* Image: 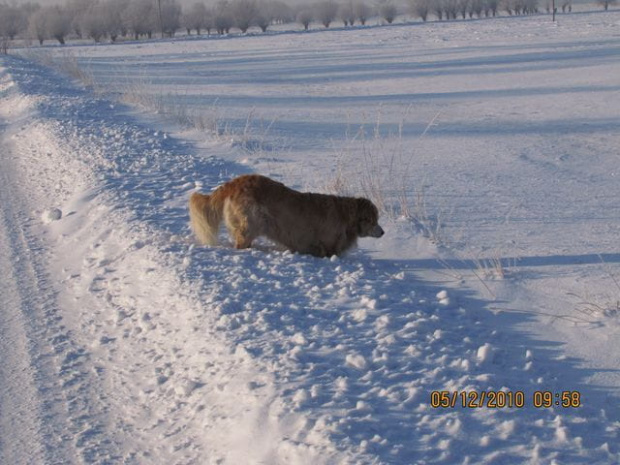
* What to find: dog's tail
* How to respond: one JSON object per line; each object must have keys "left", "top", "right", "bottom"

{"left": 189, "top": 191, "right": 224, "bottom": 246}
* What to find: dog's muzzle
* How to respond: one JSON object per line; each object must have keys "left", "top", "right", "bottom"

{"left": 369, "top": 225, "right": 385, "bottom": 238}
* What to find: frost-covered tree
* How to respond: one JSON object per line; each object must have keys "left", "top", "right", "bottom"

{"left": 434, "top": 0, "right": 453, "bottom": 19}
{"left": 183, "top": 2, "right": 211, "bottom": 35}
{"left": 340, "top": 0, "right": 372, "bottom": 26}
{"left": 29, "top": 8, "right": 48, "bottom": 45}
{"left": 214, "top": 0, "right": 234, "bottom": 34}
{"left": 267, "top": 1, "right": 294, "bottom": 24}
{"left": 66, "top": 0, "right": 91, "bottom": 39}
{"left": 124, "top": 0, "right": 158, "bottom": 39}
{"left": 486, "top": 0, "right": 500, "bottom": 15}
{"left": 458, "top": 0, "right": 469, "bottom": 18}
{"left": 470, "top": 0, "right": 483, "bottom": 17}
{"left": 354, "top": 2, "right": 372, "bottom": 24}
{"left": 296, "top": 8, "right": 313, "bottom": 29}
{"left": 0, "top": 4, "right": 28, "bottom": 40}
{"left": 340, "top": 1, "right": 356, "bottom": 26}
{"left": 432, "top": 0, "right": 445, "bottom": 19}
{"left": 254, "top": 12, "right": 270, "bottom": 32}
{"left": 254, "top": 2, "right": 277, "bottom": 32}
{"left": 20, "top": 1, "right": 40, "bottom": 18}
{"left": 161, "top": 0, "right": 181, "bottom": 36}
{"left": 315, "top": 0, "right": 339, "bottom": 27}
{"left": 505, "top": 0, "right": 540, "bottom": 15}
{"left": 410, "top": 0, "right": 430, "bottom": 21}
{"left": 231, "top": 0, "right": 258, "bottom": 33}
{"left": 76, "top": 0, "right": 124, "bottom": 43}
{"left": 81, "top": 3, "right": 108, "bottom": 42}
{"left": 378, "top": 0, "right": 398, "bottom": 23}
{"left": 103, "top": 0, "right": 127, "bottom": 41}
{"left": 47, "top": 6, "right": 73, "bottom": 44}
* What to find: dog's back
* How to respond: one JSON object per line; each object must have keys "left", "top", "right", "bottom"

{"left": 223, "top": 175, "right": 361, "bottom": 256}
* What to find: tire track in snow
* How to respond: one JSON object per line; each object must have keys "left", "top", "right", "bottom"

{"left": 1, "top": 61, "right": 118, "bottom": 464}
{"left": 0, "top": 126, "right": 47, "bottom": 465}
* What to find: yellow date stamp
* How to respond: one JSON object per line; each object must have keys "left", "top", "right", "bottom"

{"left": 430, "top": 390, "right": 582, "bottom": 409}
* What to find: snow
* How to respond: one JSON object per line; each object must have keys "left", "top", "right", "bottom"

{"left": 1, "top": 9, "right": 620, "bottom": 465}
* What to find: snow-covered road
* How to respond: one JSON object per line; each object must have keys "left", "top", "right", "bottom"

{"left": 0, "top": 125, "right": 47, "bottom": 465}
{"left": 0, "top": 61, "right": 119, "bottom": 464}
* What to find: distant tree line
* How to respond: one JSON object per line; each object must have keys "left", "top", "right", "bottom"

{"left": 0, "top": 0, "right": 618, "bottom": 47}
{"left": 409, "top": 0, "right": 581, "bottom": 21}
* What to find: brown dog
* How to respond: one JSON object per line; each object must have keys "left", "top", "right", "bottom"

{"left": 189, "top": 174, "right": 384, "bottom": 257}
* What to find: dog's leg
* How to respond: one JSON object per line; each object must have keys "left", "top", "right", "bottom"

{"left": 224, "top": 200, "right": 254, "bottom": 249}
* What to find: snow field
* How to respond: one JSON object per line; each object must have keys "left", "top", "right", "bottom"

{"left": 2, "top": 10, "right": 620, "bottom": 465}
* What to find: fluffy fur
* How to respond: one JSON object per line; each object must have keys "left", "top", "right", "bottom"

{"left": 189, "top": 174, "right": 384, "bottom": 257}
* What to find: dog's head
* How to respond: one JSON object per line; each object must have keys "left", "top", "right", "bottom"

{"left": 356, "top": 198, "right": 384, "bottom": 238}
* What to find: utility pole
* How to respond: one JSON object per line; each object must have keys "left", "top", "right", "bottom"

{"left": 552, "top": 0, "right": 557, "bottom": 21}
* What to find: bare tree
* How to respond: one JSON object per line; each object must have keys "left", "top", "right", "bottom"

{"left": 315, "top": 0, "right": 339, "bottom": 27}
